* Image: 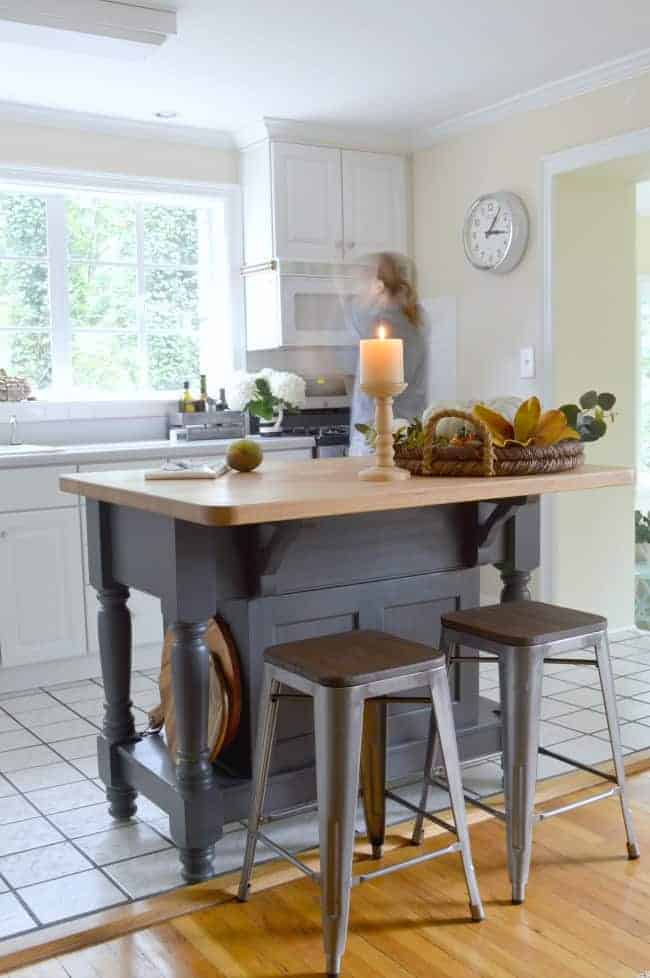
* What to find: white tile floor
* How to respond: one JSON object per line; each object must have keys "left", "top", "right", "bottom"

{"left": 0, "top": 634, "right": 648, "bottom": 941}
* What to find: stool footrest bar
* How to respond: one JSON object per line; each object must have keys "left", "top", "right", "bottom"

{"left": 534, "top": 786, "right": 620, "bottom": 823}
{"left": 253, "top": 830, "right": 320, "bottom": 882}
{"left": 352, "top": 842, "right": 462, "bottom": 885}
{"left": 542, "top": 658, "right": 598, "bottom": 667}
{"left": 428, "top": 775, "right": 508, "bottom": 823}
{"left": 259, "top": 801, "right": 319, "bottom": 824}
{"left": 538, "top": 746, "right": 618, "bottom": 782}
{"left": 448, "top": 656, "right": 499, "bottom": 664}
{"left": 384, "top": 789, "right": 457, "bottom": 835}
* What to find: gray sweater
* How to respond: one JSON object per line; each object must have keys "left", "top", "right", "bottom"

{"left": 346, "top": 299, "right": 428, "bottom": 457}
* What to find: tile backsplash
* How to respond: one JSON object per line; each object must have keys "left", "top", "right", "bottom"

{"left": 0, "top": 400, "right": 177, "bottom": 446}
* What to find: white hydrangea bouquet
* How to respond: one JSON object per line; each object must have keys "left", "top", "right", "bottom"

{"left": 226, "top": 368, "right": 306, "bottom": 432}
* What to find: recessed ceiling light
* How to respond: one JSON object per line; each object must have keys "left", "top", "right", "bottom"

{"left": 155, "top": 110, "right": 178, "bottom": 119}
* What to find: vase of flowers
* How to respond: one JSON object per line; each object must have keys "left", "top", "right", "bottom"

{"left": 225, "top": 368, "right": 306, "bottom": 434}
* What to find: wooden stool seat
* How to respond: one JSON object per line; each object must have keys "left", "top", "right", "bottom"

{"left": 441, "top": 600, "right": 606, "bottom": 648}
{"left": 264, "top": 629, "right": 444, "bottom": 687}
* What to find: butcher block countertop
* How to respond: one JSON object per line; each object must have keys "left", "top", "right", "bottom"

{"left": 59, "top": 457, "right": 634, "bottom": 528}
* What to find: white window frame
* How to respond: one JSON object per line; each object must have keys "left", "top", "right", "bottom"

{"left": 0, "top": 164, "right": 244, "bottom": 399}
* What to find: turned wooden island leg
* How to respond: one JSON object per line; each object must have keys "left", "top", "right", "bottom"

{"left": 97, "top": 584, "right": 138, "bottom": 820}
{"left": 170, "top": 620, "right": 218, "bottom": 883}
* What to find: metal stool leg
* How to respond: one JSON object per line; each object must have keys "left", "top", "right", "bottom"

{"left": 499, "top": 647, "right": 544, "bottom": 904}
{"left": 237, "top": 666, "right": 282, "bottom": 902}
{"left": 360, "top": 698, "right": 387, "bottom": 859}
{"left": 595, "top": 633, "right": 640, "bottom": 860}
{"left": 430, "top": 666, "right": 484, "bottom": 921}
{"left": 412, "top": 633, "right": 452, "bottom": 846}
{"left": 314, "top": 685, "right": 364, "bottom": 978}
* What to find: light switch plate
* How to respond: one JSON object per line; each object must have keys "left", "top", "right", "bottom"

{"left": 520, "top": 346, "right": 535, "bottom": 379}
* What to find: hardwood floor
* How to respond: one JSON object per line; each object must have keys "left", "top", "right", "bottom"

{"left": 8, "top": 771, "right": 650, "bottom": 978}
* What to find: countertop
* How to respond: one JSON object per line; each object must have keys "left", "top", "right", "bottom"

{"left": 60, "top": 457, "right": 634, "bottom": 528}
{"left": 0, "top": 435, "right": 314, "bottom": 470}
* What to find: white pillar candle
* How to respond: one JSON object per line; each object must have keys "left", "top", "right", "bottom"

{"left": 359, "top": 324, "right": 404, "bottom": 386}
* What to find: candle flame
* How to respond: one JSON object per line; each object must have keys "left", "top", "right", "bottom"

{"left": 376, "top": 324, "right": 387, "bottom": 340}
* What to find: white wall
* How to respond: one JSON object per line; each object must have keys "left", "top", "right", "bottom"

{"left": 413, "top": 71, "right": 650, "bottom": 402}
{"left": 412, "top": 72, "right": 650, "bottom": 625}
{"left": 0, "top": 118, "right": 238, "bottom": 184}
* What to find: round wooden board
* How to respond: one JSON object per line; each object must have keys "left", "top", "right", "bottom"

{"left": 209, "top": 616, "right": 242, "bottom": 748}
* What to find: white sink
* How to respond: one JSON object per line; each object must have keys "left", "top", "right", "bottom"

{"left": 0, "top": 444, "right": 65, "bottom": 455}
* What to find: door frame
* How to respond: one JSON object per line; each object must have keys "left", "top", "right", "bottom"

{"left": 539, "top": 124, "right": 650, "bottom": 606}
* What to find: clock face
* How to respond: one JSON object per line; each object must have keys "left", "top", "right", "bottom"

{"left": 463, "top": 192, "right": 529, "bottom": 273}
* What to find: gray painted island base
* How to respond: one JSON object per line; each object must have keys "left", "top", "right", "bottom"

{"left": 86, "top": 495, "right": 539, "bottom": 882}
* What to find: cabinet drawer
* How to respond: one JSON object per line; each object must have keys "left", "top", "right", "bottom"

{"left": 78, "top": 458, "right": 166, "bottom": 474}
{"left": 0, "top": 466, "right": 77, "bottom": 513}
{"left": 78, "top": 459, "right": 165, "bottom": 505}
{"left": 269, "top": 448, "right": 313, "bottom": 461}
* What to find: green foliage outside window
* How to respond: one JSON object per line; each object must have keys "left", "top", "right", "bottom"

{"left": 0, "top": 190, "right": 214, "bottom": 393}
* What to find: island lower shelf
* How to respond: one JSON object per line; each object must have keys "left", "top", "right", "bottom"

{"left": 111, "top": 695, "right": 501, "bottom": 827}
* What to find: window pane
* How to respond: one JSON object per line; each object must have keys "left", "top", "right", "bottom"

{"left": 145, "top": 268, "right": 200, "bottom": 331}
{"left": 143, "top": 204, "right": 200, "bottom": 265}
{"left": 68, "top": 264, "right": 136, "bottom": 329}
{"left": 72, "top": 333, "right": 140, "bottom": 391}
{"left": 147, "top": 333, "right": 199, "bottom": 391}
{"left": 66, "top": 195, "right": 136, "bottom": 262}
{"left": 0, "top": 193, "right": 48, "bottom": 258}
{"left": 0, "top": 261, "right": 50, "bottom": 329}
{"left": 0, "top": 331, "right": 52, "bottom": 389}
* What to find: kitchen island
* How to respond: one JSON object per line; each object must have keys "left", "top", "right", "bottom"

{"left": 60, "top": 457, "right": 632, "bottom": 882}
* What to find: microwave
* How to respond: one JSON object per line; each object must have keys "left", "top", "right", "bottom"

{"left": 244, "top": 261, "right": 360, "bottom": 350}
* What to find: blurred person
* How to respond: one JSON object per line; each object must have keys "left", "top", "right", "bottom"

{"left": 346, "top": 252, "right": 428, "bottom": 456}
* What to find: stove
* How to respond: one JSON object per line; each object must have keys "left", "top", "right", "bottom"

{"left": 257, "top": 409, "right": 350, "bottom": 458}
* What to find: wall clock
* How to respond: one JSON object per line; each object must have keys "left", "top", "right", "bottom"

{"left": 462, "top": 191, "right": 529, "bottom": 274}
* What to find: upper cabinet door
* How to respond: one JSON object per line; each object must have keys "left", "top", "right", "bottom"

{"left": 272, "top": 143, "right": 343, "bottom": 261}
{"left": 341, "top": 151, "right": 408, "bottom": 261}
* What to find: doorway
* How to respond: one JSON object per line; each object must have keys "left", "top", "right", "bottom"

{"left": 544, "top": 138, "right": 650, "bottom": 761}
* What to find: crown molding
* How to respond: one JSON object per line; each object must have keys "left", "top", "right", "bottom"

{"left": 413, "top": 45, "right": 650, "bottom": 150}
{"left": 0, "top": 100, "right": 236, "bottom": 150}
{"left": 235, "top": 116, "right": 415, "bottom": 154}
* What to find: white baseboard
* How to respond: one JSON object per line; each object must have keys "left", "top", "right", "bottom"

{"left": 0, "top": 643, "right": 161, "bottom": 695}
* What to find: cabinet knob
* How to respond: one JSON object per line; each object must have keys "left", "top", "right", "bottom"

{"left": 347, "top": 241, "right": 356, "bottom": 250}
{"left": 0, "top": 531, "right": 7, "bottom": 540}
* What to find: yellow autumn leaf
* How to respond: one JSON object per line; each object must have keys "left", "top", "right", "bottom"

{"left": 472, "top": 404, "right": 514, "bottom": 445}
{"left": 513, "top": 396, "right": 541, "bottom": 444}
{"left": 534, "top": 410, "right": 579, "bottom": 446}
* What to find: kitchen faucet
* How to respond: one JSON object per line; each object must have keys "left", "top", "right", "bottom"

{"left": 9, "top": 415, "right": 21, "bottom": 446}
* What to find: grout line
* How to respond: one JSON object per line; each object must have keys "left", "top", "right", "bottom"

{"left": 0, "top": 696, "right": 137, "bottom": 925}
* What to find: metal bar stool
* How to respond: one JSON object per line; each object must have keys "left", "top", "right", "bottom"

{"left": 412, "top": 601, "right": 640, "bottom": 904}
{"left": 238, "top": 629, "right": 484, "bottom": 978}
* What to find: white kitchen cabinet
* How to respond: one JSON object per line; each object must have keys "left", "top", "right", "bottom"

{"left": 242, "top": 140, "right": 409, "bottom": 267}
{"left": 0, "top": 508, "right": 86, "bottom": 667}
{"left": 271, "top": 143, "right": 343, "bottom": 262}
{"left": 341, "top": 151, "right": 408, "bottom": 261}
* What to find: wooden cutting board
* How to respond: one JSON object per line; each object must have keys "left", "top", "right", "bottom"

{"left": 148, "top": 616, "right": 242, "bottom": 763}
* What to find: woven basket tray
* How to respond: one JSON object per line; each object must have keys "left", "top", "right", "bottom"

{"left": 394, "top": 408, "right": 585, "bottom": 477}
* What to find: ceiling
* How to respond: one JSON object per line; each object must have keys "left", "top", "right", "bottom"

{"left": 1, "top": 0, "right": 650, "bottom": 141}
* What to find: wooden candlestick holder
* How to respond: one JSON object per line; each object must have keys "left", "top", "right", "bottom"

{"left": 358, "top": 381, "right": 411, "bottom": 482}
